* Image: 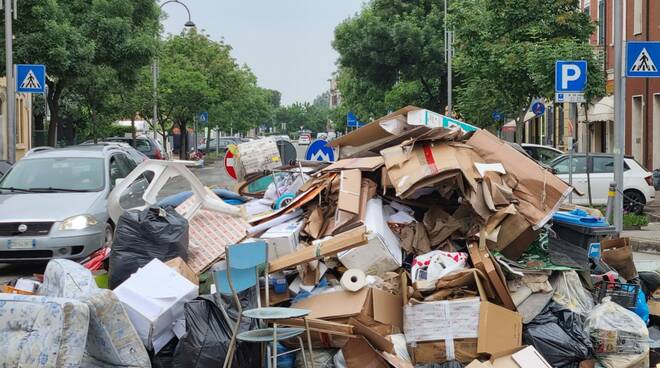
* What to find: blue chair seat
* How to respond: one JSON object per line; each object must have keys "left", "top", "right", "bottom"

{"left": 237, "top": 327, "right": 305, "bottom": 343}
{"left": 243, "top": 307, "right": 310, "bottom": 320}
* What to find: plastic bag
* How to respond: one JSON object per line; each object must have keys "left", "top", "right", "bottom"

{"left": 552, "top": 270, "right": 594, "bottom": 315}
{"left": 296, "top": 349, "right": 337, "bottom": 368}
{"left": 174, "top": 291, "right": 260, "bottom": 368}
{"left": 585, "top": 299, "right": 649, "bottom": 368}
{"left": 109, "top": 206, "right": 189, "bottom": 289}
{"left": 411, "top": 250, "right": 468, "bottom": 283}
{"left": 523, "top": 302, "right": 592, "bottom": 367}
{"left": 150, "top": 338, "right": 179, "bottom": 368}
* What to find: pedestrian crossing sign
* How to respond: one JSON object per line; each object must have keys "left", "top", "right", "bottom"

{"left": 627, "top": 41, "right": 660, "bottom": 78}
{"left": 16, "top": 64, "right": 46, "bottom": 93}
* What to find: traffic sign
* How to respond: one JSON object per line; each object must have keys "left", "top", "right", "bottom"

{"left": 224, "top": 144, "right": 238, "bottom": 180}
{"left": 555, "top": 92, "right": 586, "bottom": 103}
{"left": 626, "top": 41, "right": 660, "bottom": 78}
{"left": 305, "top": 139, "right": 335, "bottom": 162}
{"left": 347, "top": 112, "right": 365, "bottom": 128}
{"left": 198, "top": 112, "right": 209, "bottom": 124}
{"left": 16, "top": 64, "right": 46, "bottom": 94}
{"left": 531, "top": 102, "right": 545, "bottom": 116}
{"left": 555, "top": 60, "right": 587, "bottom": 93}
{"left": 492, "top": 111, "right": 503, "bottom": 121}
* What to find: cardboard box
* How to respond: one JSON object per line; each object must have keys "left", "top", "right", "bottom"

{"left": 236, "top": 137, "right": 281, "bottom": 176}
{"left": 404, "top": 297, "right": 522, "bottom": 364}
{"left": 114, "top": 259, "right": 198, "bottom": 353}
{"left": 465, "top": 346, "right": 552, "bottom": 368}
{"left": 468, "top": 241, "right": 516, "bottom": 310}
{"left": 165, "top": 257, "right": 199, "bottom": 285}
{"left": 600, "top": 237, "right": 637, "bottom": 280}
{"left": 292, "top": 287, "right": 403, "bottom": 330}
{"left": 260, "top": 218, "right": 304, "bottom": 260}
{"left": 338, "top": 198, "right": 402, "bottom": 276}
{"left": 335, "top": 169, "right": 362, "bottom": 226}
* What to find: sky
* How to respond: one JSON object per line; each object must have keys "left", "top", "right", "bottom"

{"left": 162, "top": 0, "right": 365, "bottom": 106}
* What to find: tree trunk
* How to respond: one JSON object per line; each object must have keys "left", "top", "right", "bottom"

{"left": 46, "top": 81, "right": 62, "bottom": 147}
{"left": 179, "top": 121, "right": 188, "bottom": 160}
{"left": 206, "top": 124, "right": 211, "bottom": 154}
{"left": 131, "top": 113, "right": 136, "bottom": 146}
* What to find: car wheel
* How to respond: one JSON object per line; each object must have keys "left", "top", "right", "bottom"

{"left": 623, "top": 190, "right": 646, "bottom": 215}
{"left": 103, "top": 223, "right": 114, "bottom": 248}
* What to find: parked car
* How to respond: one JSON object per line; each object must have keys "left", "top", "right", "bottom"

{"left": 0, "top": 145, "right": 144, "bottom": 262}
{"left": 520, "top": 144, "right": 563, "bottom": 164}
{"left": 198, "top": 137, "right": 242, "bottom": 153}
{"left": 81, "top": 142, "right": 148, "bottom": 165}
{"left": 298, "top": 133, "right": 312, "bottom": 145}
{"left": 103, "top": 136, "right": 164, "bottom": 160}
{"left": 0, "top": 160, "right": 10, "bottom": 178}
{"left": 549, "top": 153, "right": 655, "bottom": 213}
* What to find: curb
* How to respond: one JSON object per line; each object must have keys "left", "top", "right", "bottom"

{"left": 629, "top": 237, "right": 660, "bottom": 254}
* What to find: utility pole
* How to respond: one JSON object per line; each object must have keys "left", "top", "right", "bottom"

{"left": 613, "top": 0, "right": 625, "bottom": 232}
{"left": 5, "top": 0, "right": 15, "bottom": 163}
{"left": 444, "top": 0, "right": 452, "bottom": 115}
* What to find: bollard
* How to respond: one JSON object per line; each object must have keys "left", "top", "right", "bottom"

{"left": 605, "top": 181, "right": 616, "bottom": 224}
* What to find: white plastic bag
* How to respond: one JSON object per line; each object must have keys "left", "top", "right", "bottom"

{"left": 552, "top": 270, "right": 594, "bottom": 315}
{"left": 584, "top": 299, "right": 649, "bottom": 368}
{"left": 411, "top": 250, "right": 468, "bottom": 283}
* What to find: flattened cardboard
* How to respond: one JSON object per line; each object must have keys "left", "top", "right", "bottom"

{"left": 333, "top": 178, "right": 377, "bottom": 235}
{"left": 165, "top": 257, "right": 199, "bottom": 285}
{"left": 292, "top": 287, "right": 403, "bottom": 329}
{"left": 338, "top": 169, "right": 362, "bottom": 215}
{"left": 477, "top": 302, "right": 522, "bottom": 354}
{"left": 600, "top": 237, "right": 637, "bottom": 280}
{"left": 350, "top": 318, "right": 395, "bottom": 354}
{"left": 468, "top": 241, "right": 516, "bottom": 311}
{"left": 466, "top": 130, "right": 571, "bottom": 229}
{"left": 322, "top": 157, "right": 385, "bottom": 172}
{"left": 330, "top": 106, "right": 422, "bottom": 148}
{"left": 410, "top": 339, "right": 479, "bottom": 364}
{"left": 342, "top": 337, "right": 389, "bottom": 368}
{"left": 486, "top": 346, "right": 552, "bottom": 368}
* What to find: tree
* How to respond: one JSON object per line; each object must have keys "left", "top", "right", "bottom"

{"left": 333, "top": 0, "right": 448, "bottom": 117}
{"left": 451, "top": 0, "right": 605, "bottom": 134}
{"left": 2, "top": 0, "right": 159, "bottom": 146}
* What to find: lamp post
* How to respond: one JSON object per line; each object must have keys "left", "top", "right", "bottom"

{"left": 153, "top": 0, "right": 195, "bottom": 151}
{"left": 4, "top": 0, "right": 16, "bottom": 162}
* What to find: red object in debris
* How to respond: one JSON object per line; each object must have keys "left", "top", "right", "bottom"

{"left": 82, "top": 248, "right": 110, "bottom": 271}
{"left": 224, "top": 148, "right": 238, "bottom": 180}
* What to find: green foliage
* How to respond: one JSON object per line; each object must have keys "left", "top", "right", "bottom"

{"left": 450, "top": 0, "right": 605, "bottom": 128}
{"left": 333, "top": 0, "right": 448, "bottom": 117}
{"left": 623, "top": 213, "right": 649, "bottom": 228}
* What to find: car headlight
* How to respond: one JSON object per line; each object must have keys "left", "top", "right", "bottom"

{"left": 59, "top": 215, "right": 98, "bottom": 230}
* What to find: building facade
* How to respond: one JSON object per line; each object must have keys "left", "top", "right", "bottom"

{"left": 0, "top": 77, "right": 33, "bottom": 161}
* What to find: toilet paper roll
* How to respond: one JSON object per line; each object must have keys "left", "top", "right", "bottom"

{"left": 340, "top": 268, "right": 367, "bottom": 292}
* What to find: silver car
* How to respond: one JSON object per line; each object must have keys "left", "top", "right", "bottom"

{"left": 0, "top": 145, "right": 142, "bottom": 262}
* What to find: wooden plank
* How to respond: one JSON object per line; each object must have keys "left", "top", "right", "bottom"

{"left": 269, "top": 226, "right": 368, "bottom": 272}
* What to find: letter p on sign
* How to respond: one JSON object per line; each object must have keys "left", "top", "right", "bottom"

{"left": 555, "top": 60, "right": 587, "bottom": 93}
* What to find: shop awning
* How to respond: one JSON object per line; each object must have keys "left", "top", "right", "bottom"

{"left": 501, "top": 111, "right": 537, "bottom": 132}
{"left": 578, "top": 95, "right": 614, "bottom": 123}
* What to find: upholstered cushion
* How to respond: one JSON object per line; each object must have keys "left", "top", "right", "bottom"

{"left": 38, "top": 259, "right": 151, "bottom": 367}
{"left": 0, "top": 293, "right": 90, "bottom": 367}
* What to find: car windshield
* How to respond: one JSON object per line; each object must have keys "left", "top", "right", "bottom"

{"left": 0, "top": 157, "right": 105, "bottom": 192}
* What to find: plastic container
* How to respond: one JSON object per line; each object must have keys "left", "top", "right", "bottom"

{"left": 552, "top": 210, "right": 616, "bottom": 251}
{"left": 594, "top": 281, "right": 640, "bottom": 308}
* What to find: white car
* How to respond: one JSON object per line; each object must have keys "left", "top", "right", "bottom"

{"left": 550, "top": 154, "right": 655, "bottom": 213}
{"left": 520, "top": 144, "right": 563, "bottom": 164}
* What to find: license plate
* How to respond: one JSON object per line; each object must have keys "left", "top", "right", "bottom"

{"left": 8, "top": 239, "right": 35, "bottom": 249}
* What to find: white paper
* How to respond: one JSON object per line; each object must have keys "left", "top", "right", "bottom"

{"left": 474, "top": 162, "right": 506, "bottom": 177}
{"left": 403, "top": 298, "right": 481, "bottom": 342}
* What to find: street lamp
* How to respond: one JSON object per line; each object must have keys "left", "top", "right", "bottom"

{"left": 153, "top": 0, "right": 195, "bottom": 152}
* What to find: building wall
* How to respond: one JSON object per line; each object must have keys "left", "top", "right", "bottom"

{"left": 0, "top": 77, "right": 33, "bottom": 161}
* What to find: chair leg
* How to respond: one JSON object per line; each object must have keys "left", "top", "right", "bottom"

{"left": 304, "top": 317, "right": 315, "bottom": 368}
{"left": 272, "top": 323, "right": 278, "bottom": 368}
{"left": 223, "top": 310, "right": 242, "bottom": 368}
{"left": 266, "top": 344, "right": 272, "bottom": 368}
{"left": 297, "top": 336, "right": 309, "bottom": 368}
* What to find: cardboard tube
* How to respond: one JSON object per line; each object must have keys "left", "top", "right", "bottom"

{"left": 341, "top": 269, "right": 366, "bottom": 292}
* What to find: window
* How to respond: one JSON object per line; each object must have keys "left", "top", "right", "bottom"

{"left": 0, "top": 157, "right": 104, "bottom": 192}
{"left": 592, "top": 156, "right": 614, "bottom": 173}
{"left": 109, "top": 156, "right": 124, "bottom": 186}
{"left": 552, "top": 156, "right": 587, "bottom": 174}
{"left": 135, "top": 139, "right": 152, "bottom": 153}
{"left": 634, "top": 0, "right": 642, "bottom": 35}
{"left": 536, "top": 148, "right": 562, "bottom": 164}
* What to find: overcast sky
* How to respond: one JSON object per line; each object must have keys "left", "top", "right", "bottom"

{"left": 162, "top": 0, "right": 364, "bottom": 105}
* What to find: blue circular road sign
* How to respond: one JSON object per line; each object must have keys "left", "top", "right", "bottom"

{"left": 532, "top": 102, "right": 545, "bottom": 116}
{"left": 305, "top": 140, "right": 335, "bottom": 162}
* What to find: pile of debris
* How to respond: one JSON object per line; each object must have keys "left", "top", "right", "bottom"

{"left": 1, "top": 106, "right": 656, "bottom": 368}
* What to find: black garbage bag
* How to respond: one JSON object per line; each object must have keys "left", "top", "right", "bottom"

{"left": 174, "top": 289, "right": 261, "bottom": 368}
{"left": 109, "top": 206, "right": 189, "bottom": 289}
{"left": 151, "top": 338, "right": 179, "bottom": 368}
{"left": 523, "top": 301, "right": 593, "bottom": 368}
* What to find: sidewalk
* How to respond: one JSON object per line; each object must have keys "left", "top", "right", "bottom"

{"left": 622, "top": 222, "right": 660, "bottom": 253}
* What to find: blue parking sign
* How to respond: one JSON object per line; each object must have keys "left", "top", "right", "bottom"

{"left": 16, "top": 64, "right": 46, "bottom": 94}
{"left": 555, "top": 60, "right": 587, "bottom": 93}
